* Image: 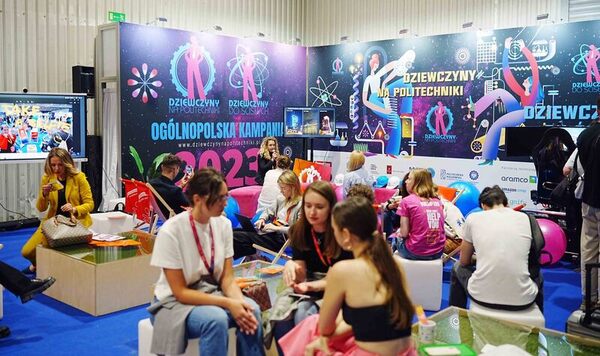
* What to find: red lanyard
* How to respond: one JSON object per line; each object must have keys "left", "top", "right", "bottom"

{"left": 188, "top": 213, "right": 214, "bottom": 274}
{"left": 284, "top": 205, "right": 294, "bottom": 223}
{"left": 311, "top": 228, "right": 331, "bottom": 267}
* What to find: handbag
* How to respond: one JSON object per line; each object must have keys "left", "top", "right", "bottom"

{"left": 241, "top": 280, "right": 272, "bottom": 311}
{"left": 42, "top": 215, "right": 93, "bottom": 248}
{"left": 550, "top": 153, "right": 580, "bottom": 205}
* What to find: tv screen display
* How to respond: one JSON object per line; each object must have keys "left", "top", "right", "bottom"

{"left": 0, "top": 93, "right": 86, "bottom": 160}
{"left": 505, "top": 126, "right": 585, "bottom": 157}
{"left": 284, "top": 107, "right": 335, "bottom": 138}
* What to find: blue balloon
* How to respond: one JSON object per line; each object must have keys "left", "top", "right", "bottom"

{"left": 224, "top": 196, "right": 241, "bottom": 228}
{"left": 466, "top": 207, "right": 483, "bottom": 218}
{"left": 448, "top": 181, "right": 481, "bottom": 217}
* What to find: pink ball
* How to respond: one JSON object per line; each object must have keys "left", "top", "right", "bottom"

{"left": 537, "top": 218, "right": 567, "bottom": 265}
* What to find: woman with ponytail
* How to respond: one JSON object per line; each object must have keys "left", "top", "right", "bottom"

{"left": 279, "top": 197, "right": 416, "bottom": 356}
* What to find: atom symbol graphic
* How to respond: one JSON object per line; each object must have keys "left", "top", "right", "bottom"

{"left": 127, "top": 63, "right": 162, "bottom": 104}
{"left": 571, "top": 44, "right": 597, "bottom": 78}
{"left": 309, "top": 76, "right": 342, "bottom": 107}
{"left": 226, "top": 44, "right": 270, "bottom": 99}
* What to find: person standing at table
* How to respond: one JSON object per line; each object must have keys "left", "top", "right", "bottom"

{"left": 21, "top": 147, "right": 94, "bottom": 273}
{"left": 256, "top": 136, "right": 280, "bottom": 185}
{"left": 577, "top": 96, "right": 600, "bottom": 309}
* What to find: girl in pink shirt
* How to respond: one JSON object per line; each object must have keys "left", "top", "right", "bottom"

{"left": 396, "top": 169, "right": 445, "bottom": 260}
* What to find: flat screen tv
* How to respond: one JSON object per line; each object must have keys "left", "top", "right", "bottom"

{"left": 505, "top": 126, "right": 585, "bottom": 157}
{"left": 0, "top": 92, "right": 87, "bottom": 160}
{"left": 284, "top": 107, "right": 335, "bottom": 138}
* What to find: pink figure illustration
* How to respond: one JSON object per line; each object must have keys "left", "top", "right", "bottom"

{"left": 185, "top": 36, "right": 206, "bottom": 100}
{"left": 586, "top": 44, "right": 600, "bottom": 83}
{"left": 241, "top": 47, "right": 258, "bottom": 102}
{"left": 502, "top": 38, "right": 540, "bottom": 107}
{"left": 434, "top": 101, "right": 448, "bottom": 135}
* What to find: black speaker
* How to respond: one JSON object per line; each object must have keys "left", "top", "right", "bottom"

{"left": 82, "top": 135, "right": 102, "bottom": 212}
{"left": 72, "top": 65, "right": 95, "bottom": 98}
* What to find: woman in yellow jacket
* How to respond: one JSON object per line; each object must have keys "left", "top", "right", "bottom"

{"left": 22, "top": 147, "right": 94, "bottom": 271}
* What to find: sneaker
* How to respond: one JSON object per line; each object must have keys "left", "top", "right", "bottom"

{"left": 20, "top": 277, "right": 56, "bottom": 304}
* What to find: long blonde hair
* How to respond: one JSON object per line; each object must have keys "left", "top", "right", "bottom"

{"left": 409, "top": 169, "right": 438, "bottom": 199}
{"left": 277, "top": 170, "right": 301, "bottom": 206}
{"left": 259, "top": 136, "right": 280, "bottom": 159}
{"left": 44, "top": 147, "right": 79, "bottom": 177}
{"left": 347, "top": 150, "right": 365, "bottom": 172}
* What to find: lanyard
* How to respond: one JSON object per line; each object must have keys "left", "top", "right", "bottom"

{"left": 284, "top": 205, "right": 294, "bottom": 223}
{"left": 188, "top": 213, "right": 214, "bottom": 274}
{"left": 311, "top": 228, "right": 331, "bottom": 267}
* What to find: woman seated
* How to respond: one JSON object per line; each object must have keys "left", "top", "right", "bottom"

{"left": 22, "top": 147, "right": 94, "bottom": 272}
{"left": 342, "top": 151, "right": 374, "bottom": 198}
{"left": 382, "top": 173, "right": 410, "bottom": 238}
{"left": 233, "top": 170, "right": 302, "bottom": 259}
{"left": 148, "top": 168, "right": 264, "bottom": 355}
{"left": 265, "top": 181, "right": 353, "bottom": 354}
{"left": 256, "top": 155, "right": 292, "bottom": 214}
{"left": 396, "top": 169, "right": 446, "bottom": 260}
{"left": 279, "top": 197, "right": 416, "bottom": 356}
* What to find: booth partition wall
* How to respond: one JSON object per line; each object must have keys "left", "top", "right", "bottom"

{"left": 1, "top": 0, "right": 599, "bottom": 223}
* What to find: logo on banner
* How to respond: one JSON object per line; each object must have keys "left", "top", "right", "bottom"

{"left": 127, "top": 63, "right": 163, "bottom": 104}
{"left": 424, "top": 102, "right": 457, "bottom": 143}
{"left": 469, "top": 170, "right": 479, "bottom": 181}
{"left": 501, "top": 175, "right": 537, "bottom": 183}
{"left": 427, "top": 167, "right": 436, "bottom": 178}
{"left": 440, "top": 169, "right": 465, "bottom": 181}
{"left": 571, "top": 43, "right": 600, "bottom": 87}
{"left": 332, "top": 57, "right": 344, "bottom": 75}
{"left": 226, "top": 44, "right": 271, "bottom": 112}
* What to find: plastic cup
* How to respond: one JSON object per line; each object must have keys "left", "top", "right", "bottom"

{"left": 418, "top": 320, "right": 436, "bottom": 344}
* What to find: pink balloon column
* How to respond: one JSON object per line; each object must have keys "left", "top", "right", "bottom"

{"left": 537, "top": 218, "right": 567, "bottom": 265}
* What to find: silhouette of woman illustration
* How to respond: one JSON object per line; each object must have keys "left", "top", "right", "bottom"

{"left": 185, "top": 36, "right": 207, "bottom": 100}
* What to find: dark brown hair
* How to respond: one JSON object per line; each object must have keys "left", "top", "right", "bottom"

{"left": 289, "top": 180, "right": 341, "bottom": 258}
{"left": 161, "top": 154, "right": 182, "bottom": 170}
{"left": 185, "top": 167, "right": 226, "bottom": 207}
{"left": 479, "top": 185, "right": 508, "bottom": 208}
{"left": 346, "top": 183, "right": 374, "bottom": 204}
{"left": 276, "top": 155, "right": 292, "bottom": 169}
{"left": 333, "top": 197, "right": 414, "bottom": 329}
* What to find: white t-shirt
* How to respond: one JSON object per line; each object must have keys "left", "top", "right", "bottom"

{"left": 464, "top": 208, "right": 538, "bottom": 306}
{"left": 151, "top": 212, "right": 234, "bottom": 300}
{"left": 257, "top": 168, "right": 285, "bottom": 213}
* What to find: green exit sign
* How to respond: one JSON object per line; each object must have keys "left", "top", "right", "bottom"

{"left": 108, "top": 11, "right": 126, "bottom": 22}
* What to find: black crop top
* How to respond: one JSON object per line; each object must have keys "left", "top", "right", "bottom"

{"left": 342, "top": 303, "right": 411, "bottom": 342}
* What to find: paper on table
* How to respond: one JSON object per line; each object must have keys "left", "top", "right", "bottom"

{"left": 92, "top": 233, "right": 127, "bottom": 242}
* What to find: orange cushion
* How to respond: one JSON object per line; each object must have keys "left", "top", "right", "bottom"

{"left": 437, "top": 185, "right": 458, "bottom": 201}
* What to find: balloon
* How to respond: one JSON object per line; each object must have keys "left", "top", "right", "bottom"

{"left": 224, "top": 196, "right": 241, "bottom": 228}
{"left": 448, "top": 181, "right": 481, "bottom": 216}
{"left": 466, "top": 207, "right": 483, "bottom": 217}
{"left": 537, "top": 218, "right": 567, "bottom": 265}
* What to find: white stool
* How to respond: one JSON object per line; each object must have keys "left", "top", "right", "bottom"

{"left": 138, "top": 318, "right": 237, "bottom": 356}
{"left": 397, "top": 257, "right": 443, "bottom": 311}
{"left": 469, "top": 302, "right": 545, "bottom": 328}
{"left": 90, "top": 211, "right": 135, "bottom": 235}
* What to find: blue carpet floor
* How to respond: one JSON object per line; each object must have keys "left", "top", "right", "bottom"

{"left": 0, "top": 226, "right": 583, "bottom": 355}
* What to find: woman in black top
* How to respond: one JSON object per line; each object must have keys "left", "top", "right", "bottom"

{"left": 280, "top": 197, "right": 415, "bottom": 355}
{"left": 256, "top": 136, "right": 280, "bottom": 185}
{"left": 270, "top": 181, "right": 352, "bottom": 352}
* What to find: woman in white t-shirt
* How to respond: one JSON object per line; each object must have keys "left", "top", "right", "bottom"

{"left": 149, "top": 168, "right": 264, "bottom": 356}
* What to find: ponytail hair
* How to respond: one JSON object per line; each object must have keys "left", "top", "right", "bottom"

{"left": 332, "top": 197, "right": 414, "bottom": 329}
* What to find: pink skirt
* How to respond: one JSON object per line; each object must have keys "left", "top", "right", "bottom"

{"left": 278, "top": 314, "right": 417, "bottom": 356}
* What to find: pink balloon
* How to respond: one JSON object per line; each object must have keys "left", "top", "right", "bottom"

{"left": 537, "top": 218, "right": 567, "bottom": 266}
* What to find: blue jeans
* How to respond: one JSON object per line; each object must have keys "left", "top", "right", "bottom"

{"left": 396, "top": 239, "right": 443, "bottom": 260}
{"left": 273, "top": 300, "right": 319, "bottom": 355}
{"left": 186, "top": 297, "right": 264, "bottom": 356}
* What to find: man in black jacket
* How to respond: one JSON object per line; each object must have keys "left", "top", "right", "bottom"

{"left": 0, "top": 260, "right": 56, "bottom": 338}
{"left": 148, "top": 154, "right": 189, "bottom": 218}
{"left": 577, "top": 95, "right": 600, "bottom": 309}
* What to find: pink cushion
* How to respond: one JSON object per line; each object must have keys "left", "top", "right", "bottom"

{"left": 374, "top": 188, "right": 397, "bottom": 205}
{"left": 229, "top": 186, "right": 263, "bottom": 218}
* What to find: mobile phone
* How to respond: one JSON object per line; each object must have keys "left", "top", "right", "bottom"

{"left": 50, "top": 180, "right": 64, "bottom": 191}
